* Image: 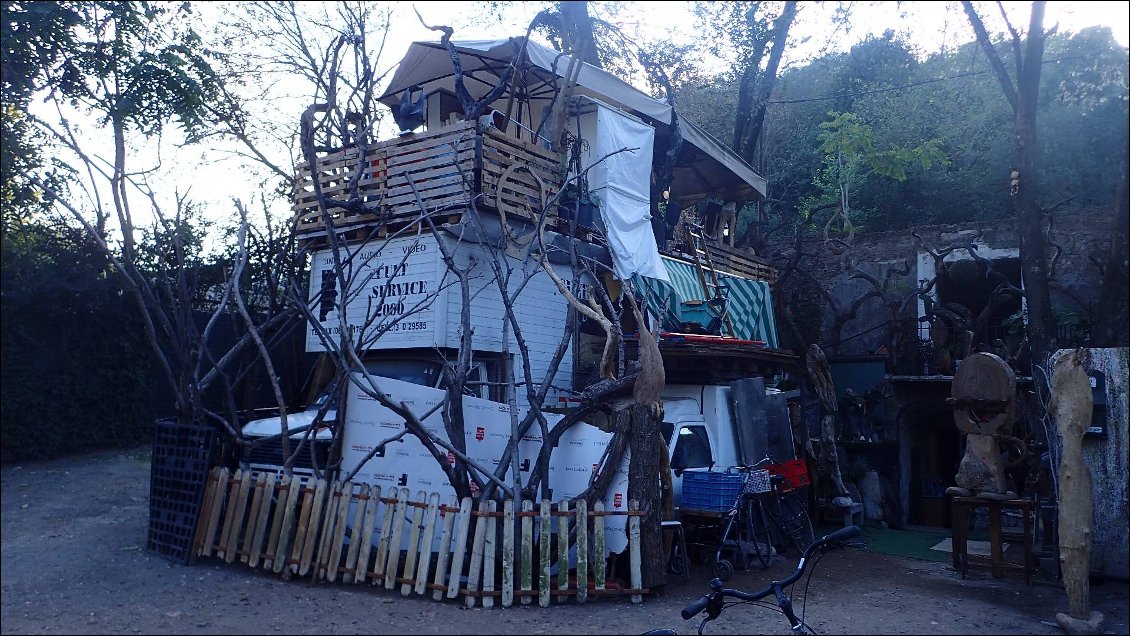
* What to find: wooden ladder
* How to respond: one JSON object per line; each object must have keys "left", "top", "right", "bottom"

{"left": 686, "top": 223, "right": 735, "bottom": 337}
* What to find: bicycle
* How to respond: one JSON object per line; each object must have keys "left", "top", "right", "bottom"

{"left": 646, "top": 525, "right": 863, "bottom": 636}
{"left": 707, "top": 459, "right": 817, "bottom": 581}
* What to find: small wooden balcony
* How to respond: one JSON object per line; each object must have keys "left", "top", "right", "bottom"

{"left": 291, "top": 120, "right": 564, "bottom": 241}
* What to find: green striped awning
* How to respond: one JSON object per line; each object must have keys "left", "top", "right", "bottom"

{"left": 632, "top": 256, "right": 779, "bottom": 347}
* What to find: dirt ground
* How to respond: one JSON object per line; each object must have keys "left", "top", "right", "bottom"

{"left": 2, "top": 446, "right": 1127, "bottom": 636}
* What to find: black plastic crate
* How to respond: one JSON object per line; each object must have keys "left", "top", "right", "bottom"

{"left": 147, "top": 419, "right": 215, "bottom": 564}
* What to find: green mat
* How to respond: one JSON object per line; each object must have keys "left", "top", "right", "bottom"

{"left": 837, "top": 523, "right": 952, "bottom": 562}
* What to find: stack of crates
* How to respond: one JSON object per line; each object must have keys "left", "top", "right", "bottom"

{"left": 146, "top": 419, "right": 215, "bottom": 564}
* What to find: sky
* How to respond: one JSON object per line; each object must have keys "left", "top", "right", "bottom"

{"left": 41, "top": 1, "right": 1130, "bottom": 244}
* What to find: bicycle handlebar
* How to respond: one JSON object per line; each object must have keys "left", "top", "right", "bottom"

{"left": 680, "top": 525, "right": 862, "bottom": 621}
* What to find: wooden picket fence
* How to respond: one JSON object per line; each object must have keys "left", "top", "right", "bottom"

{"left": 191, "top": 468, "right": 647, "bottom": 606}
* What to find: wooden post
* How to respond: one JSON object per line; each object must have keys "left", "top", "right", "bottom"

{"left": 1052, "top": 350, "right": 1099, "bottom": 629}
{"left": 502, "top": 499, "right": 515, "bottom": 607}
{"left": 241, "top": 473, "right": 267, "bottom": 564}
{"left": 539, "top": 499, "right": 551, "bottom": 607}
{"left": 298, "top": 478, "right": 328, "bottom": 576}
{"left": 576, "top": 499, "right": 588, "bottom": 604}
{"left": 272, "top": 476, "right": 302, "bottom": 574}
{"left": 482, "top": 500, "right": 497, "bottom": 608}
{"left": 465, "top": 500, "right": 490, "bottom": 607}
{"left": 343, "top": 484, "right": 371, "bottom": 583}
{"left": 414, "top": 493, "right": 441, "bottom": 596}
{"left": 594, "top": 501, "right": 606, "bottom": 592}
{"left": 629, "top": 500, "right": 642, "bottom": 603}
{"left": 445, "top": 497, "right": 474, "bottom": 599}
{"left": 557, "top": 500, "right": 570, "bottom": 603}
{"left": 384, "top": 488, "right": 409, "bottom": 590}
{"left": 372, "top": 488, "right": 397, "bottom": 583}
{"left": 432, "top": 496, "right": 459, "bottom": 601}
{"left": 201, "top": 467, "right": 229, "bottom": 558}
{"left": 248, "top": 472, "right": 276, "bottom": 568}
{"left": 315, "top": 481, "right": 342, "bottom": 579}
{"left": 400, "top": 491, "right": 427, "bottom": 594}
{"left": 521, "top": 499, "right": 533, "bottom": 605}
{"left": 192, "top": 467, "right": 220, "bottom": 557}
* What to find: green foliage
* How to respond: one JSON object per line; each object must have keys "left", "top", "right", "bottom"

{"left": 0, "top": 222, "right": 162, "bottom": 462}
{"left": 687, "top": 26, "right": 1129, "bottom": 233}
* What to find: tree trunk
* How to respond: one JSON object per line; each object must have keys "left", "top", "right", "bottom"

{"left": 1051, "top": 349, "right": 1094, "bottom": 620}
{"left": 627, "top": 402, "right": 665, "bottom": 589}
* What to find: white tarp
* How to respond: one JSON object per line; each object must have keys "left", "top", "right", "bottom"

{"left": 342, "top": 373, "right": 631, "bottom": 554}
{"left": 586, "top": 101, "right": 669, "bottom": 282}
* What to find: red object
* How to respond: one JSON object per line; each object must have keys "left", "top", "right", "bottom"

{"left": 768, "top": 459, "right": 811, "bottom": 493}
{"left": 614, "top": 493, "right": 623, "bottom": 509}
{"left": 657, "top": 332, "right": 767, "bottom": 346}
{"left": 475, "top": 426, "right": 485, "bottom": 441}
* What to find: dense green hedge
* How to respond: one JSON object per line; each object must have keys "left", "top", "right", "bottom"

{"left": 1, "top": 228, "right": 163, "bottom": 463}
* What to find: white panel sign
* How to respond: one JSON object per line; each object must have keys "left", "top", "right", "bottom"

{"left": 342, "top": 373, "right": 630, "bottom": 554}
{"left": 306, "top": 237, "right": 443, "bottom": 352}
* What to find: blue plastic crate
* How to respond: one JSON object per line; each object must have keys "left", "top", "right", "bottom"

{"left": 681, "top": 469, "right": 744, "bottom": 512}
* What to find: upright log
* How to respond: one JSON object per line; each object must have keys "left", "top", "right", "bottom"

{"left": 1051, "top": 350, "right": 1103, "bottom": 634}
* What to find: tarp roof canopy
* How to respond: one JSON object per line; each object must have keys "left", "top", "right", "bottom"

{"left": 379, "top": 37, "right": 767, "bottom": 204}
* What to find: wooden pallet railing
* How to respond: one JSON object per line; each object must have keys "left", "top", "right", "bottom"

{"left": 192, "top": 468, "right": 646, "bottom": 607}
{"left": 292, "top": 121, "right": 566, "bottom": 239}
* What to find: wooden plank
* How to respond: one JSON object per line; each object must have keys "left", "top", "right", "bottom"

{"left": 248, "top": 472, "right": 276, "bottom": 568}
{"left": 300, "top": 478, "right": 330, "bottom": 577}
{"left": 224, "top": 469, "right": 252, "bottom": 563}
{"left": 501, "top": 499, "right": 515, "bottom": 608}
{"left": 215, "top": 469, "right": 242, "bottom": 560}
{"left": 200, "top": 467, "right": 228, "bottom": 558}
{"left": 192, "top": 467, "right": 220, "bottom": 557}
{"left": 352, "top": 484, "right": 380, "bottom": 584}
{"left": 326, "top": 481, "right": 354, "bottom": 582}
{"left": 384, "top": 488, "right": 409, "bottom": 590}
{"left": 272, "top": 476, "right": 302, "bottom": 574}
{"left": 445, "top": 497, "right": 474, "bottom": 599}
{"left": 241, "top": 472, "right": 267, "bottom": 564}
{"left": 576, "top": 499, "right": 588, "bottom": 604}
{"left": 314, "top": 480, "right": 341, "bottom": 579}
{"left": 371, "top": 488, "right": 397, "bottom": 584}
{"left": 557, "top": 500, "right": 570, "bottom": 603}
{"left": 342, "top": 484, "right": 369, "bottom": 583}
{"left": 594, "top": 501, "right": 606, "bottom": 592}
{"left": 400, "top": 491, "right": 427, "bottom": 596}
{"left": 431, "top": 496, "right": 459, "bottom": 601}
{"left": 483, "top": 127, "right": 561, "bottom": 163}
{"left": 629, "top": 500, "right": 642, "bottom": 604}
{"left": 539, "top": 499, "right": 551, "bottom": 607}
{"left": 520, "top": 499, "right": 533, "bottom": 605}
{"left": 413, "top": 493, "right": 441, "bottom": 596}
{"left": 263, "top": 475, "right": 292, "bottom": 571}
{"left": 482, "top": 500, "right": 497, "bottom": 609}
{"left": 464, "top": 500, "right": 490, "bottom": 608}
{"left": 290, "top": 478, "right": 322, "bottom": 576}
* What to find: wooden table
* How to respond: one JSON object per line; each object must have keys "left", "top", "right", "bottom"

{"left": 950, "top": 496, "right": 1036, "bottom": 583}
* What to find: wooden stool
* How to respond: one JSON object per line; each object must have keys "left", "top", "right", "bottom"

{"left": 950, "top": 496, "right": 1036, "bottom": 583}
{"left": 662, "top": 520, "right": 690, "bottom": 581}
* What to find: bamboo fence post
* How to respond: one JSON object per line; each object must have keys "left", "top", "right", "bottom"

{"left": 432, "top": 496, "right": 460, "bottom": 601}
{"left": 353, "top": 484, "right": 381, "bottom": 585}
{"left": 594, "top": 500, "right": 606, "bottom": 592}
{"left": 446, "top": 497, "right": 474, "bottom": 599}
{"left": 401, "top": 490, "right": 427, "bottom": 595}
{"left": 465, "top": 500, "right": 490, "bottom": 607}
{"left": 384, "top": 488, "right": 409, "bottom": 590}
{"left": 482, "top": 500, "right": 497, "bottom": 608}
{"left": 629, "top": 500, "right": 642, "bottom": 603}
{"left": 414, "top": 493, "right": 441, "bottom": 596}
{"left": 372, "top": 488, "right": 397, "bottom": 584}
{"left": 576, "top": 499, "right": 588, "bottom": 604}
{"left": 502, "top": 499, "right": 515, "bottom": 607}
{"left": 539, "top": 499, "right": 551, "bottom": 607}
{"left": 521, "top": 499, "right": 533, "bottom": 605}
